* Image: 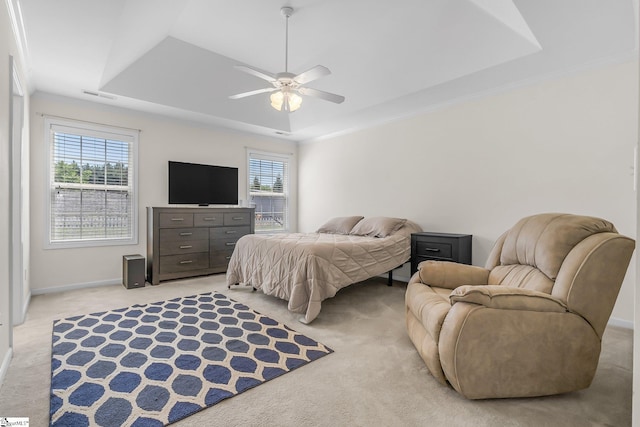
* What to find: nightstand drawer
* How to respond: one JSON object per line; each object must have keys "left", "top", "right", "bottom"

{"left": 415, "top": 240, "right": 453, "bottom": 260}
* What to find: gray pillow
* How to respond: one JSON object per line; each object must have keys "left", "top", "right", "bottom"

{"left": 316, "top": 216, "right": 364, "bottom": 234}
{"left": 350, "top": 217, "right": 407, "bottom": 238}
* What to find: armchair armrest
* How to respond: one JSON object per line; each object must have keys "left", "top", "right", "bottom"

{"left": 449, "top": 285, "right": 568, "bottom": 313}
{"left": 418, "top": 261, "right": 489, "bottom": 290}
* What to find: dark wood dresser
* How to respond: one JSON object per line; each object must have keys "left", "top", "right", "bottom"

{"left": 147, "top": 206, "right": 254, "bottom": 285}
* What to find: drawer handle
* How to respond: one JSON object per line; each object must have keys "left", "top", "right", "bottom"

{"left": 225, "top": 242, "right": 236, "bottom": 246}
{"left": 232, "top": 217, "right": 244, "bottom": 220}
{"left": 203, "top": 217, "right": 217, "bottom": 221}
{"left": 179, "top": 260, "right": 193, "bottom": 264}
{"left": 179, "top": 232, "right": 193, "bottom": 236}
{"left": 179, "top": 245, "right": 193, "bottom": 249}
{"left": 171, "top": 218, "right": 184, "bottom": 221}
{"left": 226, "top": 256, "right": 232, "bottom": 260}
{"left": 424, "top": 248, "right": 440, "bottom": 253}
{"left": 225, "top": 230, "right": 237, "bottom": 234}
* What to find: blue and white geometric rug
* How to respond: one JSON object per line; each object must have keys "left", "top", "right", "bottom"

{"left": 50, "top": 292, "right": 333, "bottom": 426}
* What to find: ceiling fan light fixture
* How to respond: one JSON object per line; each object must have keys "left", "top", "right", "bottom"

{"left": 230, "top": 6, "right": 344, "bottom": 110}
{"left": 270, "top": 89, "right": 302, "bottom": 112}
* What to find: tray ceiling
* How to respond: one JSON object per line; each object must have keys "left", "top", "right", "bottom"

{"left": 16, "top": 0, "right": 638, "bottom": 141}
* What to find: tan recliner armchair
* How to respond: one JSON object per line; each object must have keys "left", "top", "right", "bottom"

{"left": 405, "top": 213, "right": 634, "bottom": 399}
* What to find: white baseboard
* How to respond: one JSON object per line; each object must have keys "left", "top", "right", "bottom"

{"left": 31, "top": 279, "right": 121, "bottom": 296}
{"left": 21, "top": 291, "right": 31, "bottom": 323}
{"left": 607, "top": 317, "right": 633, "bottom": 330}
{"left": 11, "top": 290, "right": 32, "bottom": 326}
{"left": 30, "top": 277, "right": 635, "bottom": 331}
{"left": 0, "top": 347, "right": 13, "bottom": 389}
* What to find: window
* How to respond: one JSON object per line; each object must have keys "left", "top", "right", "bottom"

{"left": 45, "top": 117, "right": 138, "bottom": 248}
{"left": 248, "top": 150, "right": 290, "bottom": 233}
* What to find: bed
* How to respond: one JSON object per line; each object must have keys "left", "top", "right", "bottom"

{"left": 226, "top": 216, "right": 422, "bottom": 323}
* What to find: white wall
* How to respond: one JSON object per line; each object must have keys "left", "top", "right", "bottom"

{"left": 299, "top": 59, "right": 638, "bottom": 325}
{"left": 29, "top": 93, "right": 297, "bottom": 293}
{"left": 0, "top": 1, "right": 13, "bottom": 385}
{"left": 0, "top": 0, "right": 30, "bottom": 386}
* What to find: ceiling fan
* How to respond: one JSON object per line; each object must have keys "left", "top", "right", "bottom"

{"left": 229, "top": 6, "right": 345, "bottom": 112}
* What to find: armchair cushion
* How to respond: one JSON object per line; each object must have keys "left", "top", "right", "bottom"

{"left": 450, "top": 285, "right": 568, "bottom": 313}
{"left": 500, "top": 213, "right": 616, "bottom": 280}
{"left": 418, "top": 261, "right": 489, "bottom": 290}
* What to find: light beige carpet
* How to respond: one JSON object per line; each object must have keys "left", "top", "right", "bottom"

{"left": 0, "top": 274, "right": 632, "bottom": 426}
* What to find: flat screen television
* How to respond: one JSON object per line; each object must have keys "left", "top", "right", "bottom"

{"left": 168, "top": 161, "right": 239, "bottom": 206}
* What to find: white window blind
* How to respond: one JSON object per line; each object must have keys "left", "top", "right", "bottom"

{"left": 248, "top": 151, "right": 289, "bottom": 233}
{"left": 45, "top": 118, "right": 138, "bottom": 247}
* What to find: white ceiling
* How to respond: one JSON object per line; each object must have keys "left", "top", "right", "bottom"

{"left": 15, "top": 0, "right": 639, "bottom": 141}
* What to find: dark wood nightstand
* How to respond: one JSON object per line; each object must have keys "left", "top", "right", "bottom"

{"left": 410, "top": 232, "right": 472, "bottom": 275}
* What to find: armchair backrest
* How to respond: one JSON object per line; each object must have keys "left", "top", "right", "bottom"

{"left": 485, "top": 213, "right": 634, "bottom": 336}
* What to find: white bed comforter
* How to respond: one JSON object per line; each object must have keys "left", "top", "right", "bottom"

{"left": 226, "top": 222, "right": 421, "bottom": 323}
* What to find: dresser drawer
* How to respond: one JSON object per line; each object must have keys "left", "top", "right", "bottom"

{"left": 159, "top": 227, "right": 208, "bottom": 242}
{"left": 224, "top": 212, "right": 251, "bottom": 226}
{"left": 210, "top": 237, "right": 242, "bottom": 252}
{"left": 159, "top": 252, "right": 209, "bottom": 274}
{"left": 210, "top": 226, "right": 251, "bottom": 239}
{"left": 159, "top": 239, "right": 209, "bottom": 256}
{"left": 194, "top": 213, "right": 224, "bottom": 227}
{"left": 210, "top": 250, "right": 234, "bottom": 270}
{"left": 159, "top": 213, "right": 194, "bottom": 228}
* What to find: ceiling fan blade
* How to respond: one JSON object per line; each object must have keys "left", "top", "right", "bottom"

{"left": 235, "top": 65, "right": 277, "bottom": 83}
{"left": 299, "top": 87, "right": 345, "bottom": 104}
{"left": 229, "top": 87, "right": 275, "bottom": 99}
{"left": 293, "top": 65, "right": 331, "bottom": 85}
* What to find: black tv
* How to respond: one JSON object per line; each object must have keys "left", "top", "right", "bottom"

{"left": 168, "top": 161, "right": 238, "bottom": 206}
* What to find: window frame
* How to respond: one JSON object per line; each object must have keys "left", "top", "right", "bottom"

{"left": 247, "top": 149, "right": 291, "bottom": 234}
{"left": 44, "top": 117, "right": 139, "bottom": 249}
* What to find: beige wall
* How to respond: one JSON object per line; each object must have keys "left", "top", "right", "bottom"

{"left": 299, "top": 59, "right": 638, "bottom": 325}
{"left": 29, "top": 93, "right": 297, "bottom": 293}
